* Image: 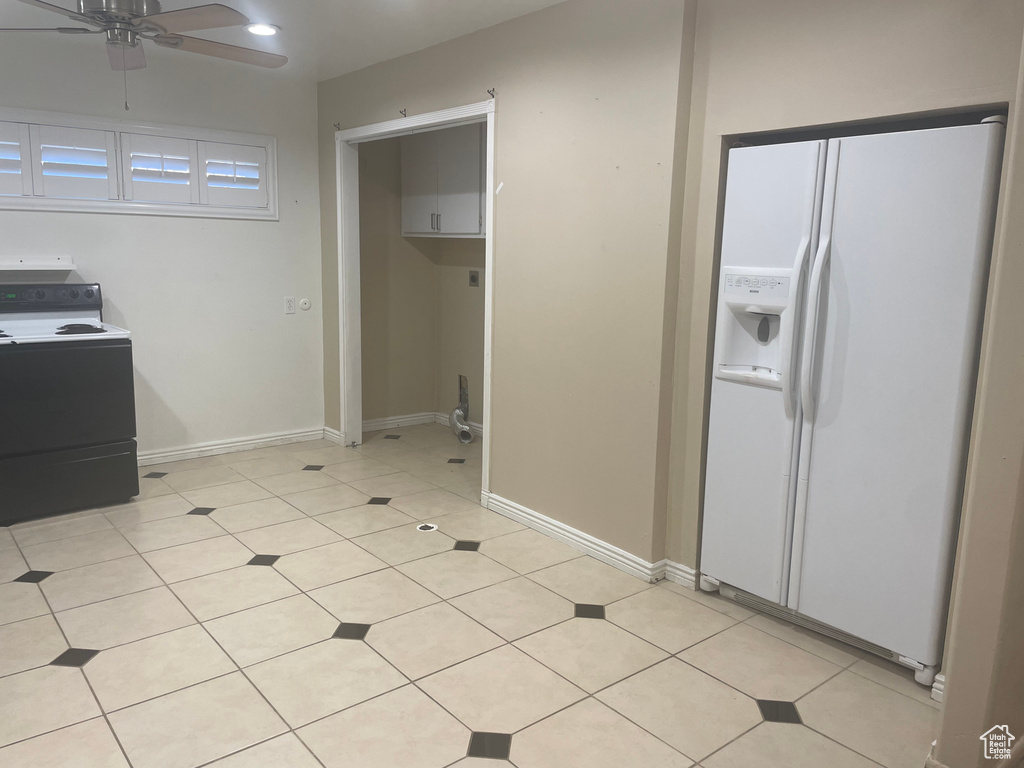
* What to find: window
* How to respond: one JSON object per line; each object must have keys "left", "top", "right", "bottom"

{"left": 0, "top": 121, "right": 31, "bottom": 197}
{"left": 30, "top": 124, "right": 119, "bottom": 201}
{"left": 206, "top": 158, "right": 259, "bottom": 189}
{"left": 0, "top": 108, "right": 277, "bottom": 219}
{"left": 199, "top": 141, "right": 268, "bottom": 208}
{"left": 121, "top": 133, "right": 198, "bottom": 205}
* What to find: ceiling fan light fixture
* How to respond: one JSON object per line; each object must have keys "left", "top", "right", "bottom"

{"left": 245, "top": 23, "right": 279, "bottom": 36}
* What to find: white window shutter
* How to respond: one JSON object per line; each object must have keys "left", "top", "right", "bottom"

{"left": 29, "top": 124, "right": 119, "bottom": 201}
{"left": 0, "top": 121, "right": 32, "bottom": 197}
{"left": 121, "top": 132, "right": 199, "bottom": 205}
{"left": 198, "top": 141, "right": 268, "bottom": 209}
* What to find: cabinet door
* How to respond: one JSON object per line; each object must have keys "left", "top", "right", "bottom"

{"left": 436, "top": 123, "right": 482, "bottom": 234}
{"left": 400, "top": 131, "right": 438, "bottom": 234}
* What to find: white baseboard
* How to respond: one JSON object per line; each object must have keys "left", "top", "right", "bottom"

{"left": 362, "top": 412, "right": 436, "bottom": 433}
{"left": 931, "top": 673, "right": 945, "bottom": 703}
{"left": 483, "top": 491, "right": 672, "bottom": 583}
{"left": 655, "top": 559, "right": 699, "bottom": 590}
{"left": 359, "top": 411, "right": 483, "bottom": 438}
{"left": 432, "top": 411, "right": 483, "bottom": 437}
{"left": 137, "top": 427, "right": 327, "bottom": 466}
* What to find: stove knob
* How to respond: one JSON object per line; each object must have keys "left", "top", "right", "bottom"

{"left": 84, "top": 289, "right": 95, "bottom": 299}
{"left": 69, "top": 289, "right": 80, "bottom": 299}
{"left": 34, "top": 289, "right": 45, "bottom": 300}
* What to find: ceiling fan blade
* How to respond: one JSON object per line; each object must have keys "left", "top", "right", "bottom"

{"left": 0, "top": 27, "right": 98, "bottom": 33}
{"left": 153, "top": 34, "right": 287, "bottom": 68}
{"left": 141, "top": 4, "right": 248, "bottom": 34}
{"left": 14, "top": 0, "right": 94, "bottom": 25}
{"left": 107, "top": 41, "right": 146, "bottom": 71}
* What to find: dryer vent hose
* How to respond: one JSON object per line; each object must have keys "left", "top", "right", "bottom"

{"left": 449, "top": 407, "right": 473, "bottom": 444}
{"left": 450, "top": 374, "right": 473, "bottom": 444}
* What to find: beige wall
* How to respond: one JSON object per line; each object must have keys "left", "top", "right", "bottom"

{"left": 319, "top": 0, "right": 688, "bottom": 559}
{"left": 986, "top": 461, "right": 1024, "bottom": 761}
{"left": 358, "top": 138, "right": 438, "bottom": 421}
{"left": 0, "top": 34, "right": 324, "bottom": 456}
{"left": 434, "top": 240, "right": 486, "bottom": 423}
{"left": 937, "top": 25, "right": 1024, "bottom": 766}
{"left": 357, "top": 139, "right": 486, "bottom": 426}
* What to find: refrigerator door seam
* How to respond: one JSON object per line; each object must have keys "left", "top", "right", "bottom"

{"left": 779, "top": 139, "right": 829, "bottom": 599}
{"left": 787, "top": 139, "right": 842, "bottom": 610}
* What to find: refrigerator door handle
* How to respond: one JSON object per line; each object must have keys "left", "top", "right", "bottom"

{"left": 781, "top": 235, "right": 812, "bottom": 415}
{"left": 799, "top": 235, "right": 831, "bottom": 419}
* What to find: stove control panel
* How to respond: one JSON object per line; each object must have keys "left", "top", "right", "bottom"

{"left": 0, "top": 284, "right": 102, "bottom": 313}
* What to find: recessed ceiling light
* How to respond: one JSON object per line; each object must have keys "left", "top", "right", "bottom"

{"left": 245, "top": 23, "right": 280, "bottom": 36}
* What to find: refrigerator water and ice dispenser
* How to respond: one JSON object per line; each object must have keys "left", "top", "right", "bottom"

{"left": 715, "top": 266, "right": 794, "bottom": 390}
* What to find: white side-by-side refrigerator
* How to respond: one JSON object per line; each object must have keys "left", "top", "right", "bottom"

{"left": 700, "top": 119, "right": 1004, "bottom": 683}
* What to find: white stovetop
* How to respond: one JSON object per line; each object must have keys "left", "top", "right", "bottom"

{"left": 0, "top": 311, "right": 130, "bottom": 345}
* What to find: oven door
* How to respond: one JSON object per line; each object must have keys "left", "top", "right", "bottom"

{"left": 0, "top": 339, "right": 137, "bottom": 457}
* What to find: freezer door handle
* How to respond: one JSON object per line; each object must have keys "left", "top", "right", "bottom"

{"left": 800, "top": 235, "right": 831, "bottom": 418}
{"left": 780, "top": 234, "right": 812, "bottom": 415}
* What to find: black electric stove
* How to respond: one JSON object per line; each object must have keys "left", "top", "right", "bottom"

{"left": 0, "top": 284, "right": 139, "bottom": 525}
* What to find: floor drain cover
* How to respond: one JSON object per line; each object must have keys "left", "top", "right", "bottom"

{"left": 417, "top": 523, "right": 438, "bottom": 532}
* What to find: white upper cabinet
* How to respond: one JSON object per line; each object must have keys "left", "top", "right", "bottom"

{"left": 401, "top": 130, "right": 439, "bottom": 234}
{"left": 400, "top": 123, "right": 484, "bottom": 237}
{"left": 437, "top": 124, "right": 483, "bottom": 235}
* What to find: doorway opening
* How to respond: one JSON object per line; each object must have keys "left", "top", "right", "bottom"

{"left": 335, "top": 101, "right": 495, "bottom": 501}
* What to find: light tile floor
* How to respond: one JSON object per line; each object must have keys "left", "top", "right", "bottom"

{"left": 0, "top": 423, "right": 941, "bottom": 767}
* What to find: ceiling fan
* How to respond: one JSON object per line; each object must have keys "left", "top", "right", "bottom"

{"left": 0, "top": 0, "right": 287, "bottom": 70}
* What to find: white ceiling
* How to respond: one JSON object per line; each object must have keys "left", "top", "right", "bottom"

{"left": 0, "top": 0, "right": 567, "bottom": 81}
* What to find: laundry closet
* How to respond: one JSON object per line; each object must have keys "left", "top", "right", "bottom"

{"left": 357, "top": 123, "right": 486, "bottom": 434}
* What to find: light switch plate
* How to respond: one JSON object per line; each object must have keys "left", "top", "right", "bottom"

{"left": 469, "top": 270, "right": 480, "bottom": 287}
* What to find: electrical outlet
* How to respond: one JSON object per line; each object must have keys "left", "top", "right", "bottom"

{"left": 469, "top": 270, "right": 480, "bottom": 288}
{"left": 284, "top": 296, "right": 296, "bottom": 314}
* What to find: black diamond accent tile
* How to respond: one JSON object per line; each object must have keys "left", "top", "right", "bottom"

{"left": 143, "top": 471, "right": 168, "bottom": 479}
{"left": 188, "top": 507, "right": 215, "bottom": 516}
{"left": 757, "top": 699, "right": 802, "bottom": 724}
{"left": 447, "top": 458, "right": 466, "bottom": 464}
{"left": 14, "top": 570, "right": 53, "bottom": 584}
{"left": 468, "top": 732, "right": 512, "bottom": 760}
{"left": 247, "top": 554, "right": 280, "bottom": 566}
{"left": 303, "top": 465, "right": 324, "bottom": 472}
{"left": 574, "top": 603, "right": 606, "bottom": 619}
{"left": 384, "top": 434, "right": 402, "bottom": 440}
{"left": 51, "top": 648, "right": 100, "bottom": 668}
{"left": 453, "top": 540, "right": 481, "bottom": 551}
{"left": 333, "top": 622, "right": 371, "bottom": 640}
{"left": 368, "top": 497, "right": 391, "bottom": 505}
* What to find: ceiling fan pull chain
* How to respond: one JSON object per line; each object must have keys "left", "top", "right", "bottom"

{"left": 123, "top": 45, "right": 130, "bottom": 111}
